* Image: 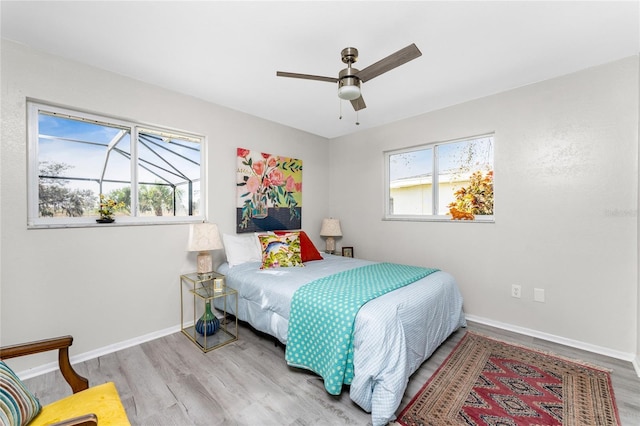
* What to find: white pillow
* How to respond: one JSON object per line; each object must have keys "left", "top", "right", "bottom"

{"left": 223, "top": 233, "right": 262, "bottom": 267}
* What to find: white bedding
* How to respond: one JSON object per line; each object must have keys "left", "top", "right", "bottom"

{"left": 215, "top": 254, "right": 465, "bottom": 426}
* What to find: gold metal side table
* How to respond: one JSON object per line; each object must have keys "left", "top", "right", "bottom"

{"left": 180, "top": 272, "right": 238, "bottom": 352}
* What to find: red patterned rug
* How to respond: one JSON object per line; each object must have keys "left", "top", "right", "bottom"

{"left": 397, "top": 332, "right": 620, "bottom": 426}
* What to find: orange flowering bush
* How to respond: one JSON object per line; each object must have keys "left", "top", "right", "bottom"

{"left": 448, "top": 170, "right": 494, "bottom": 220}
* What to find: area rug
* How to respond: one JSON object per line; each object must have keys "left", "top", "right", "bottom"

{"left": 397, "top": 332, "right": 620, "bottom": 426}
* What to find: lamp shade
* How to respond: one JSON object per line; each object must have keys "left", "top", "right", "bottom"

{"left": 187, "top": 223, "right": 223, "bottom": 252}
{"left": 320, "top": 218, "right": 342, "bottom": 237}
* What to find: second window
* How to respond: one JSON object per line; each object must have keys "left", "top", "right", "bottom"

{"left": 385, "top": 134, "right": 494, "bottom": 221}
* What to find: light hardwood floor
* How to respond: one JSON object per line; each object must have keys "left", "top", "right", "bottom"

{"left": 24, "top": 320, "right": 640, "bottom": 425}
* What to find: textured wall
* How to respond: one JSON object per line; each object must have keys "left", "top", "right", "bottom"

{"left": 0, "top": 40, "right": 330, "bottom": 372}
{"left": 329, "top": 56, "right": 639, "bottom": 357}
{"left": 2, "top": 39, "right": 637, "bottom": 373}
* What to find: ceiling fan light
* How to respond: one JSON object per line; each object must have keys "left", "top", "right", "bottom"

{"left": 338, "top": 85, "right": 361, "bottom": 101}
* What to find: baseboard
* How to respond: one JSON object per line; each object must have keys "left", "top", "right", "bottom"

{"left": 17, "top": 324, "right": 182, "bottom": 380}
{"left": 465, "top": 314, "right": 638, "bottom": 371}
{"left": 18, "top": 316, "right": 640, "bottom": 380}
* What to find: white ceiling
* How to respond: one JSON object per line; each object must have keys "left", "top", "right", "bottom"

{"left": 2, "top": 1, "right": 638, "bottom": 139}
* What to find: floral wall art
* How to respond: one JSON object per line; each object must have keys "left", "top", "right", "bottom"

{"left": 236, "top": 147, "right": 302, "bottom": 233}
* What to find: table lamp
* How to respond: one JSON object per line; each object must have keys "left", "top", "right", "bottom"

{"left": 320, "top": 218, "right": 342, "bottom": 254}
{"left": 187, "top": 223, "right": 223, "bottom": 274}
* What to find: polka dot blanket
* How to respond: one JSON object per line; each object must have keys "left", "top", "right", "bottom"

{"left": 285, "top": 262, "right": 439, "bottom": 395}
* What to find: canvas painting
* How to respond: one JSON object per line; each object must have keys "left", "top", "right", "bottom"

{"left": 236, "top": 147, "right": 302, "bottom": 233}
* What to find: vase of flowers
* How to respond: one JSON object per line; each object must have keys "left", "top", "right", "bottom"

{"left": 96, "top": 194, "right": 125, "bottom": 223}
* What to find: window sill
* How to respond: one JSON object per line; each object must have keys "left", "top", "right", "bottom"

{"left": 27, "top": 216, "right": 206, "bottom": 229}
{"left": 383, "top": 215, "right": 495, "bottom": 223}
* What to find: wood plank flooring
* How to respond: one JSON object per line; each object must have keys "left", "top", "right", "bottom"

{"left": 24, "top": 321, "right": 640, "bottom": 425}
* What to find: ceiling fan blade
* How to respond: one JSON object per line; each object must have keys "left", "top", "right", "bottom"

{"left": 350, "top": 95, "right": 366, "bottom": 111}
{"left": 276, "top": 71, "right": 338, "bottom": 83}
{"left": 356, "top": 43, "right": 422, "bottom": 83}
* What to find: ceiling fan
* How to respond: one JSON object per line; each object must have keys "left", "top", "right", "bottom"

{"left": 277, "top": 43, "right": 422, "bottom": 111}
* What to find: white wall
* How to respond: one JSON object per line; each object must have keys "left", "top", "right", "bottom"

{"left": 329, "top": 56, "right": 639, "bottom": 357}
{"left": 0, "top": 40, "right": 330, "bottom": 371}
{"left": 2, "top": 39, "right": 638, "bottom": 373}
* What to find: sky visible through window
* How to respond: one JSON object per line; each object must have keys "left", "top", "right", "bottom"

{"left": 390, "top": 136, "right": 493, "bottom": 181}
{"left": 39, "top": 114, "right": 131, "bottom": 193}
{"left": 38, "top": 112, "right": 202, "bottom": 216}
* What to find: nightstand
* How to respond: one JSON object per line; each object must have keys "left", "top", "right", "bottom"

{"left": 180, "top": 272, "right": 238, "bottom": 352}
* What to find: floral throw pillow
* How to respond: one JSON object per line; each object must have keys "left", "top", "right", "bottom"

{"left": 274, "top": 230, "right": 323, "bottom": 262}
{"left": 258, "top": 233, "right": 304, "bottom": 269}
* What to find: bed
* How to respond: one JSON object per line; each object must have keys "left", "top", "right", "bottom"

{"left": 216, "top": 232, "right": 465, "bottom": 426}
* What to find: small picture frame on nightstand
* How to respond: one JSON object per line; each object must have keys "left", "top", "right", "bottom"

{"left": 213, "top": 277, "right": 225, "bottom": 293}
{"left": 342, "top": 247, "right": 354, "bottom": 258}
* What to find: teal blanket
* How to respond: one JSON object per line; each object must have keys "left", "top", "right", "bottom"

{"left": 284, "top": 262, "right": 439, "bottom": 395}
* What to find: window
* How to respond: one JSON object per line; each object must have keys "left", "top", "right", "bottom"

{"left": 385, "top": 134, "right": 494, "bottom": 222}
{"left": 27, "top": 101, "right": 206, "bottom": 227}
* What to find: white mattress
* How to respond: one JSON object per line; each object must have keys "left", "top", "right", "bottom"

{"left": 216, "top": 254, "right": 466, "bottom": 426}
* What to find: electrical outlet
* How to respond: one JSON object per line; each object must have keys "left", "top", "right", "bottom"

{"left": 511, "top": 284, "right": 521, "bottom": 298}
{"left": 534, "top": 288, "right": 545, "bottom": 303}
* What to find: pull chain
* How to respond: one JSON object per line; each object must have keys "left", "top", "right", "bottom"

{"left": 337, "top": 98, "right": 361, "bottom": 126}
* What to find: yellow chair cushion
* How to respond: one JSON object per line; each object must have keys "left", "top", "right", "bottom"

{"left": 30, "top": 382, "right": 130, "bottom": 426}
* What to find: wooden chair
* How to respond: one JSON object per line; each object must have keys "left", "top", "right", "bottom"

{"left": 0, "top": 336, "right": 130, "bottom": 426}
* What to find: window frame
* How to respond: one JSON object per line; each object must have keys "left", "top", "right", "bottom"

{"left": 384, "top": 134, "right": 495, "bottom": 223}
{"left": 27, "top": 100, "right": 207, "bottom": 228}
